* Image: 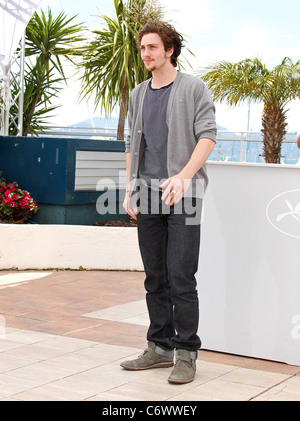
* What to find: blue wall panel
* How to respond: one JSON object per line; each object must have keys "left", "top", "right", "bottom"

{"left": 0, "top": 136, "right": 126, "bottom": 224}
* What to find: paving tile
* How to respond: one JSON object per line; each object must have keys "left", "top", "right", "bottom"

{"left": 167, "top": 378, "right": 266, "bottom": 401}
{"left": 5, "top": 361, "right": 75, "bottom": 383}
{"left": 0, "top": 355, "right": 35, "bottom": 374}
{"left": 33, "top": 336, "right": 98, "bottom": 353}
{"left": 27, "top": 321, "right": 82, "bottom": 336}
{"left": 3, "top": 329, "right": 55, "bottom": 344}
{"left": 0, "top": 373, "right": 42, "bottom": 397}
{"left": 64, "top": 323, "right": 146, "bottom": 348}
{"left": 86, "top": 359, "right": 152, "bottom": 384}
{"left": 83, "top": 300, "right": 147, "bottom": 322}
{"left": 252, "top": 374, "right": 300, "bottom": 401}
{"left": 1, "top": 315, "right": 46, "bottom": 331}
{"left": 10, "top": 382, "right": 94, "bottom": 401}
{"left": 96, "top": 379, "right": 180, "bottom": 401}
{"left": 0, "top": 338, "right": 29, "bottom": 352}
{"left": 0, "top": 302, "right": 33, "bottom": 317}
{"left": 198, "top": 349, "right": 300, "bottom": 375}
{"left": 85, "top": 392, "right": 138, "bottom": 401}
{"left": 74, "top": 342, "right": 141, "bottom": 362}
{"left": 121, "top": 314, "right": 149, "bottom": 326}
{"left": 0, "top": 272, "right": 52, "bottom": 288}
{"left": 2, "top": 342, "right": 68, "bottom": 362}
{"left": 0, "top": 269, "right": 299, "bottom": 401}
{"left": 40, "top": 352, "right": 112, "bottom": 373}
{"left": 217, "top": 367, "right": 290, "bottom": 388}
{"left": 52, "top": 370, "right": 121, "bottom": 396}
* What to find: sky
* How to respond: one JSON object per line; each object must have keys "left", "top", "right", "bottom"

{"left": 37, "top": 0, "right": 300, "bottom": 132}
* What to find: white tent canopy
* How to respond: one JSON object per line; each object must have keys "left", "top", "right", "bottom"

{"left": 0, "top": 0, "right": 43, "bottom": 76}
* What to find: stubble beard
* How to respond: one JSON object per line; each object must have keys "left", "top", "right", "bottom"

{"left": 144, "top": 61, "right": 156, "bottom": 72}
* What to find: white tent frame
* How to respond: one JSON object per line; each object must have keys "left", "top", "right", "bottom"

{"left": 0, "top": 0, "right": 42, "bottom": 136}
{"left": 0, "top": 35, "right": 25, "bottom": 136}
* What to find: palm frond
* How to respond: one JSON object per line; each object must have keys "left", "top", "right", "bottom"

{"left": 199, "top": 57, "right": 300, "bottom": 163}
{"left": 14, "top": 8, "right": 85, "bottom": 135}
{"left": 79, "top": 0, "right": 163, "bottom": 118}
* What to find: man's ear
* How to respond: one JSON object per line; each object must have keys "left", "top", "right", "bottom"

{"left": 166, "top": 47, "right": 174, "bottom": 58}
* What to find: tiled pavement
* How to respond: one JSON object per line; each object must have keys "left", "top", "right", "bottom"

{"left": 0, "top": 270, "right": 299, "bottom": 401}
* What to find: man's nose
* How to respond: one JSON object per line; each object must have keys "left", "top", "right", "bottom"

{"left": 142, "top": 47, "right": 150, "bottom": 56}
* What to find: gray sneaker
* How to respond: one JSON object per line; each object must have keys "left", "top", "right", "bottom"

{"left": 120, "top": 341, "right": 174, "bottom": 371}
{"left": 168, "top": 349, "right": 196, "bottom": 384}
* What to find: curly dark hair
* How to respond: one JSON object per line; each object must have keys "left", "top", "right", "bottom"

{"left": 136, "top": 21, "right": 184, "bottom": 67}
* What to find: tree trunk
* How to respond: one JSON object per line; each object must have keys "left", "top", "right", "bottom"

{"left": 117, "top": 72, "right": 128, "bottom": 141}
{"left": 22, "top": 57, "right": 47, "bottom": 136}
{"left": 22, "top": 93, "right": 39, "bottom": 136}
{"left": 261, "top": 103, "right": 287, "bottom": 164}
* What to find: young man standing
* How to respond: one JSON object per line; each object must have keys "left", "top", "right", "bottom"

{"left": 121, "top": 22, "right": 217, "bottom": 384}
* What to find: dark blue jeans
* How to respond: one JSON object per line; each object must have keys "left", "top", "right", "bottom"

{"left": 137, "top": 189, "right": 202, "bottom": 353}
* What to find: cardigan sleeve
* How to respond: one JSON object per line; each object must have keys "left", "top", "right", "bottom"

{"left": 193, "top": 82, "right": 217, "bottom": 143}
{"left": 125, "top": 94, "right": 133, "bottom": 153}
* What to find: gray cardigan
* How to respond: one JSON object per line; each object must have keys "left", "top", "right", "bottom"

{"left": 125, "top": 71, "right": 217, "bottom": 198}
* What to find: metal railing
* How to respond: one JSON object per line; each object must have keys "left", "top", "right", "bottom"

{"left": 31, "top": 126, "right": 300, "bottom": 165}
{"left": 32, "top": 125, "right": 128, "bottom": 140}
{"left": 213, "top": 131, "right": 299, "bottom": 164}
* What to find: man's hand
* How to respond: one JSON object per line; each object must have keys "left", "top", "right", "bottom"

{"left": 160, "top": 173, "right": 191, "bottom": 206}
{"left": 123, "top": 192, "right": 138, "bottom": 220}
{"left": 160, "top": 138, "right": 216, "bottom": 205}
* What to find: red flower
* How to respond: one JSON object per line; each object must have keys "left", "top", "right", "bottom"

{"left": 0, "top": 176, "right": 38, "bottom": 222}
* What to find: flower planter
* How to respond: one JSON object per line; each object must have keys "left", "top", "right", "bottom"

{"left": 13, "top": 218, "right": 25, "bottom": 224}
{"left": 0, "top": 224, "right": 143, "bottom": 271}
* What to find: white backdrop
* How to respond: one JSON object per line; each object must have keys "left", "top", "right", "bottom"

{"left": 197, "top": 161, "right": 300, "bottom": 366}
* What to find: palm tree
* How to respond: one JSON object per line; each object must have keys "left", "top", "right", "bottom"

{"left": 79, "top": 0, "right": 164, "bottom": 140}
{"left": 10, "top": 8, "right": 85, "bottom": 136}
{"left": 200, "top": 57, "right": 300, "bottom": 163}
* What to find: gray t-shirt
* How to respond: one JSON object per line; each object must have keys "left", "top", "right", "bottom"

{"left": 138, "top": 81, "right": 173, "bottom": 189}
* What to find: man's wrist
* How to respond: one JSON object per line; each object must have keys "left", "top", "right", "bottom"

{"left": 180, "top": 168, "right": 195, "bottom": 181}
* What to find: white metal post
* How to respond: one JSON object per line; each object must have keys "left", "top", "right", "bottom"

{"left": 240, "top": 131, "right": 245, "bottom": 162}
{"left": 17, "top": 33, "right": 25, "bottom": 136}
{"left": 2, "top": 74, "right": 10, "bottom": 136}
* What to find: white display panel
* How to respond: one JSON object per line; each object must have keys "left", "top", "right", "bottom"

{"left": 197, "top": 162, "right": 300, "bottom": 366}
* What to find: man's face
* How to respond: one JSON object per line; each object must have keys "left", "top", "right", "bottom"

{"left": 140, "top": 33, "right": 173, "bottom": 72}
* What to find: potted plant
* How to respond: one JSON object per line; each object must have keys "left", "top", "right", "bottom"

{"left": 0, "top": 175, "right": 38, "bottom": 223}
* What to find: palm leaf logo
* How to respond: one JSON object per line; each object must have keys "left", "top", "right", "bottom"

{"left": 276, "top": 200, "right": 300, "bottom": 222}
